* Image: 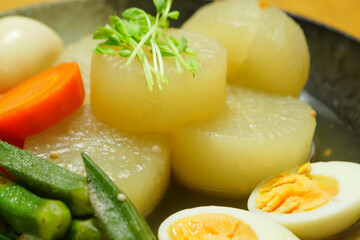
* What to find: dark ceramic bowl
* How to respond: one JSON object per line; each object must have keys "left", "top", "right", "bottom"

{"left": 1, "top": 0, "right": 360, "bottom": 239}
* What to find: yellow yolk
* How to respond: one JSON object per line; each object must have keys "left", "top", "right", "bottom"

{"left": 168, "top": 213, "right": 258, "bottom": 240}
{"left": 256, "top": 163, "right": 339, "bottom": 213}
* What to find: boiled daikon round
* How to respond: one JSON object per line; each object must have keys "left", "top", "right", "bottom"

{"left": 91, "top": 29, "right": 227, "bottom": 133}
{"left": 24, "top": 105, "right": 171, "bottom": 215}
{"left": 171, "top": 86, "right": 316, "bottom": 196}
{"left": 183, "top": 0, "right": 310, "bottom": 96}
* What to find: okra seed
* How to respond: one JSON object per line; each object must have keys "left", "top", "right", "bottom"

{"left": 49, "top": 151, "right": 60, "bottom": 159}
{"left": 117, "top": 193, "right": 127, "bottom": 201}
{"left": 151, "top": 145, "right": 162, "bottom": 153}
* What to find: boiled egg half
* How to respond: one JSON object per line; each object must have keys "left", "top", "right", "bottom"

{"left": 248, "top": 161, "right": 360, "bottom": 240}
{"left": 158, "top": 206, "right": 299, "bottom": 239}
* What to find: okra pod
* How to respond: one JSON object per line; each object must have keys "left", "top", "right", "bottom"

{"left": 0, "top": 221, "right": 17, "bottom": 240}
{"left": 18, "top": 234, "right": 43, "bottom": 240}
{"left": 0, "top": 176, "right": 71, "bottom": 240}
{"left": 0, "top": 235, "right": 11, "bottom": 240}
{"left": 81, "top": 152, "right": 156, "bottom": 240}
{"left": 0, "top": 140, "right": 93, "bottom": 216}
{"left": 0, "top": 229, "right": 17, "bottom": 240}
{"left": 0, "top": 220, "right": 6, "bottom": 233}
{"left": 65, "top": 218, "right": 104, "bottom": 240}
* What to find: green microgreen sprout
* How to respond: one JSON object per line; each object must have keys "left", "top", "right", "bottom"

{"left": 93, "top": 0, "right": 199, "bottom": 91}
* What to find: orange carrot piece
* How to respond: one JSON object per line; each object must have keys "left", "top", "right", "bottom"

{"left": 259, "top": 0, "right": 270, "bottom": 9}
{"left": 7, "top": 139, "right": 24, "bottom": 149}
{"left": 0, "top": 62, "right": 85, "bottom": 143}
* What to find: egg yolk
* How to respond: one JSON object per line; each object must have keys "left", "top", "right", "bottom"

{"left": 256, "top": 163, "right": 339, "bottom": 213}
{"left": 168, "top": 213, "right": 257, "bottom": 240}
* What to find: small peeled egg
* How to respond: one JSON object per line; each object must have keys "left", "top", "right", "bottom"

{"left": 248, "top": 161, "right": 360, "bottom": 240}
{"left": 0, "top": 16, "right": 63, "bottom": 93}
{"left": 158, "top": 206, "right": 299, "bottom": 240}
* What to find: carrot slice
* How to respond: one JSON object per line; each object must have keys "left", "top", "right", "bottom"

{"left": 259, "top": 0, "right": 270, "bottom": 9}
{"left": 0, "top": 62, "right": 85, "bottom": 142}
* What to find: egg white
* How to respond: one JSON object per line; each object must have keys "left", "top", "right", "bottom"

{"left": 248, "top": 161, "right": 360, "bottom": 240}
{"left": 158, "top": 206, "right": 299, "bottom": 240}
{"left": 0, "top": 16, "right": 63, "bottom": 92}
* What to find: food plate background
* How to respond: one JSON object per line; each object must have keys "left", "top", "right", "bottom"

{"left": 1, "top": 0, "right": 360, "bottom": 239}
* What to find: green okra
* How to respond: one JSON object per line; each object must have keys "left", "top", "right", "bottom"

{"left": 0, "top": 176, "right": 71, "bottom": 240}
{"left": 0, "top": 221, "right": 17, "bottom": 240}
{"left": 65, "top": 218, "right": 104, "bottom": 240}
{"left": 0, "top": 230, "right": 17, "bottom": 240}
{"left": 0, "top": 140, "right": 93, "bottom": 216}
{"left": 81, "top": 152, "right": 156, "bottom": 240}
{"left": 0, "top": 235, "right": 11, "bottom": 240}
{"left": 18, "top": 234, "right": 43, "bottom": 240}
{"left": 0, "top": 220, "right": 6, "bottom": 233}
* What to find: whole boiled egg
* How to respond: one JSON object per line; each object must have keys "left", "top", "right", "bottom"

{"left": 248, "top": 161, "right": 360, "bottom": 240}
{"left": 0, "top": 16, "right": 63, "bottom": 93}
{"left": 158, "top": 206, "right": 299, "bottom": 239}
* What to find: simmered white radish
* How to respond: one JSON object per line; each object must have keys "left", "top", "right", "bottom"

{"left": 237, "top": 6, "right": 310, "bottom": 96}
{"left": 55, "top": 35, "right": 99, "bottom": 104}
{"left": 24, "top": 105, "right": 171, "bottom": 215}
{"left": 0, "top": 16, "right": 63, "bottom": 93}
{"left": 171, "top": 86, "right": 316, "bottom": 196}
{"left": 183, "top": 0, "right": 310, "bottom": 96}
{"left": 91, "top": 29, "right": 227, "bottom": 133}
{"left": 182, "top": 0, "right": 262, "bottom": 84}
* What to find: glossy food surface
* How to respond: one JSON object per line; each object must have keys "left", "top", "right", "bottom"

{"left": 91, "top": 29, "right": 227, "bottom": 133}
{"left": 25, "top": 105, "right": 171, "bottom": 215}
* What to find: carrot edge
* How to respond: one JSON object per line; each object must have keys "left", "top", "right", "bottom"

{"left": 0, "top": 62, "right": 85, "bottom": 142}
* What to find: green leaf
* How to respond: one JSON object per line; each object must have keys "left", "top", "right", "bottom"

{"left": 93, "top": 32, "right": 107, "bottom": 40}
{"left": 125, "top": 20, "right": 140, "bottom": 37}
{"left": 122, "top": 7, "right": 145, "bottom": 20}
{"left": 157, "top": 41, "right": 170, "bottom": 48}
{"left": 113, "top": 19, "right": 128, "bottom": 38}
{"left": 98, "top": 39, "right": 120, "bottom": 46}
{"left": 159, "top": 50, "right": 176, "bottom": 57}
{"left": 93, "top": 0, "right": 199, "bottom": 91}
{"left": 94, "top": 46, "right": 132, "bottom": 57}
{"left": 93, "top": 26, "right": 115, "bottom": 40}
{"left": 93, "top": 47, "right": 117, "bottom": 55}
{"left": 154, "top": 0, "right": 166, "bottom": 13}
{"left": 119, "top": 49, "right": 132, "bottom": 57}
{"left": 147, "top": 13, "right": 157, "bottom": 25}
{"left": 184, "top": 47, "right": 196, "bottom": 56}
{"left": 138, "top": 25, "right": 150, "bottom": 36}
{"left": 178, "top": 36, "right": 187, "bottom": 53}
{"left": 188, "top": 57, "right": 199, "bottom": 74}
{"left": 168, "top": 11, "right": 179, "bottom": 20}
{"left": 169, "top": 36, "right": 179, "bottom": 46}
{"left": 108, "top": 34, "right": 122, "bottom": 45}
{"left": 109, "top": 15, "right": 121, "bottom": 26}
{"left": 158, "top": 19, "right": 169, "bottom": 28}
